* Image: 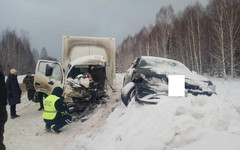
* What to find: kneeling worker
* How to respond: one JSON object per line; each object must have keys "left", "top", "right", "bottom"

{"left": 42, "top": 87, "right": 72, "bottom": 133}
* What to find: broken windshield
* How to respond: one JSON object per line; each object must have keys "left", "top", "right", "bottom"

{"left": 139, "top": 57, "right": 191, "bottom": 74}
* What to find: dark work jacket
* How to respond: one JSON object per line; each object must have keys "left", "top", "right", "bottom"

{"left": 54, "top": 98, "right": 68, "bottom": 119}
{"left": 6, "top": 73, "right": 22, "bottom": 105}
{"left": 0, "top": 71, "right": 8, "bottom": 122}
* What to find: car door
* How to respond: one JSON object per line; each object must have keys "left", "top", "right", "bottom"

{"left": 34, "top": 60, "right": 64, "bottom": 96}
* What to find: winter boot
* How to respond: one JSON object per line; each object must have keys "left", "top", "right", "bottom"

{"left": 51, "top": 126, "right": 61, "bottom": 134}
{"left": 45, "top": 124, "right": 52, "bottom": 132}
{"left": 11, "top": 114, "right": 20, "bottom": 119}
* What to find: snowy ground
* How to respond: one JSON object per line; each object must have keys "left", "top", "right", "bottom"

{"left": 4, "top": 74, "right": 240, "bottom": 150}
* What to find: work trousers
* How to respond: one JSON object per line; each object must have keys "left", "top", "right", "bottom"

{"left": 44, "top": 115, "right": 72, "bottom": 130}
{"left": 37, "top": 92, "right": 46, "bottom": 109}
{"left": 27, "top": 89, "right": 35, "bottom": 101}
{"left": 10, "top": 105, "right": 16, "bottom": 116}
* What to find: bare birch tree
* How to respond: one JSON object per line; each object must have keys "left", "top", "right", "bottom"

{"left": 209, "top": 0, "right": 227, "bottom": 79}
{"left": 224, "top": 0, "right": 240, "bottom": 78}
{"left": 0, "top": 29, "right": 36, "bottom": 74}
{"left": 156, "top": 6, "right": 174, "bottom": 58}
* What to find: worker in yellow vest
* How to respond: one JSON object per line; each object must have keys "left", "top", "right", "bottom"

{"left": 42, "top": 87, "right": 72, "bottom": 133}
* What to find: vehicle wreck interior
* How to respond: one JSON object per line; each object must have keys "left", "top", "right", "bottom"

{"left": 67, "top": 65, "right": 106, "bottom": 89}
{"left": 65, "top": 65, "right": 107, "bottom": 113}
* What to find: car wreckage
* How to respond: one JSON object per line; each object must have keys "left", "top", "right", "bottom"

{"left": 121, "top": 56, "right": 216, "bottom": 106}
{"left": 34, "top": 36, "right": 115, "bottom": 114}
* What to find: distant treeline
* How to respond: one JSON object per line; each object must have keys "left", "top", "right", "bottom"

{"left": 117, "top": 0, "right": 240, "bottom": 79}
{"left": 0, "top": 29, "right": 57, "bottom": 75}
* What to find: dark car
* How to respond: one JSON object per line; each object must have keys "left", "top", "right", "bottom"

{"left": 121, "top": 56, "right": 216, "bottom": 106}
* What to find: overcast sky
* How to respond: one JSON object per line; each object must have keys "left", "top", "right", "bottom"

{"left": 0, "top": 0, "right": 208, "bottom": 61}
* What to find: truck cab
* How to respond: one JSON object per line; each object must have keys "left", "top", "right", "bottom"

{"left": 34, "top": 36, "right": 115, "bottom": 111}
{"left": 34, "top": 60, "right": 64, "bottom": 96}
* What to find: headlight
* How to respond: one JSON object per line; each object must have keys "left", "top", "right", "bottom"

{"left": 208, "top": 81, "right": 213, "bottom": 86}
{"left": 140, "top": 74, "right": 152, "bottom": 81}
{"left": 209, "top": 84, "right": 216, "bottom": 93}
{"left": 207, "top": 81, "right": 216, "bottom": 93}
{"left": 145, "top": 75, "right": 153, "bottom": 81}
{"left": 140, "top": 73, "right": 168, "bottom": 85}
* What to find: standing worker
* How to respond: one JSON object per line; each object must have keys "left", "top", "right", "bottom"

{"left": 42, "top": 87, "right": 72, "bottom": 133}
{"left": 6, "top": 69, "right": 22, "bottom": 119}
{"left": 36, "top": 93, "right": 44, "bottom": 110}
{"left": 23, "top": 72, "right": 35, "bottom": 101}
{"left": 0, "top": 66, "right": 7, "bottom": 150}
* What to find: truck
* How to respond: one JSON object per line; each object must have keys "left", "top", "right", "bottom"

{"left": 34, "top": 35, "right": 115, "bottom": 112}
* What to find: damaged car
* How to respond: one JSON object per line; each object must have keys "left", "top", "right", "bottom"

{"left": 121, "top": 56, "right": 216, "bottom": 106}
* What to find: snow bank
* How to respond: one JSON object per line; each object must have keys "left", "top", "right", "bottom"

{"left": 178, "top": 132, "right": 240, "bottom": 150}
{"left": 65, "top": 76, "right": 240, "bottom": 150}
{"left": 17, "top": 75, "right": 25, "bottom": 83}
{"left": 4, "top": 74, "right": 240, "bottom": 150}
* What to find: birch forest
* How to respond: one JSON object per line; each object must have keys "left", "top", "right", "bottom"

{"left": 0, "top": 29, "right": 56, "bottom": 75}
{"left": 117, "top": 0, "right": 240, "bottom": 79}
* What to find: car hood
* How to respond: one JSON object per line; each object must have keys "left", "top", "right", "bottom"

{"left": 137, "top": 67, "right": 215, "bottom": 95}
{"left": 138, "top": 67, "right": 211, "bottom": 84}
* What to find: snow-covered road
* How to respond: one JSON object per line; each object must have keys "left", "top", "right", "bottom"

{"left": 4, "top": 74, "right": 123, "bottom": 150}
{"left": 5, "top": 89, "right": 83, "bottom": 150}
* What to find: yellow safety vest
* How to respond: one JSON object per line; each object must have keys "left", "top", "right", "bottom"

{"left": 42, "top": 95, "right": 59, "bottom": 120}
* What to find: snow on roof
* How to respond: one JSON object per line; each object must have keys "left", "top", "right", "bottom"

{"left": 140, "top": 56, "right": 191, "bottom": 74}
{"left": 69, "top": 55, "right": 107, "bottom": 66}
{"left": 140, "top": 56, "right": 208, "bottom": 81}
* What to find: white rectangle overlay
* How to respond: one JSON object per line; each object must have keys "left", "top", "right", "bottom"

{"left": 168, "top": 75, "right": 185, "bottom": 96}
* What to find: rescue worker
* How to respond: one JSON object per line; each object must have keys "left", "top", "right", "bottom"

{"left": 36, "top": 92, "right": 47, "bottom": 111}
{"left": 42, "top": 87, "right": 72, "bottom": 133}
{"left": 23, "top": 72, "right": 35, "bottom": 101}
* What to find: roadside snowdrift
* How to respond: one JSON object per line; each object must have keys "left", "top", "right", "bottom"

{"left": 4, "top": 74, "right": 240, "bottom": 150}
{"left": 65, "top": 76, "right": 240, "bottom": 150}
